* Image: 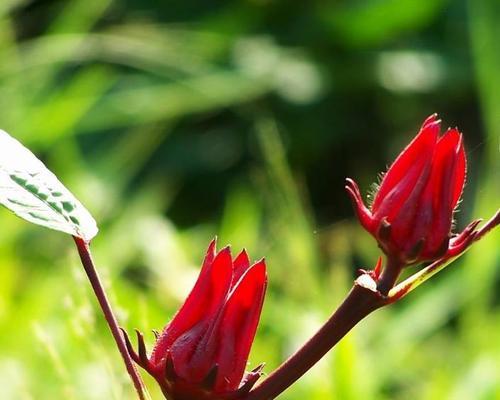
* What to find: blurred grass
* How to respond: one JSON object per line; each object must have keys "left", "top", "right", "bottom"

{"left": 0, "top": 0, "right": 499, "bottom": 399}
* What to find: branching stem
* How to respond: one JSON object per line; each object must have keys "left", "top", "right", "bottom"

{"left": 245, "top": 277, "right": 387, "bottom": 400}
{"left": 246, "top": 210, "right": 500, "bottom": 400}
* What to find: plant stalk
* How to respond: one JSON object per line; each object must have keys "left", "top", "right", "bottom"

{"left": 245, "top": 277, "right": 387, "bottom": 400}
{"left": 377, "top": 257, "right": 403, "bottom": 295}
{"left": 246, "top": 211, "right": 500, "bottom": 400}
{"left": 73, "top": 237, "right": 149, "bottom": 400}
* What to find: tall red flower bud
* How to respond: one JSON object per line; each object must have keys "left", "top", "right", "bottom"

{"left": 123, "top": 239, "right": 267, "bottom": 400}
{"left": 346, "top": 115, "right": 477, "bottom": 292}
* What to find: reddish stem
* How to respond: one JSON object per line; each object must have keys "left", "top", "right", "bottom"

{"left": 246, "top": 210, "right": 500, "bottom": 400}
{"left": 377, "top": 257, "right": 403, "bottom": 295}
{"left": 73, "top": 237, "right": 148, "bottom": 400}
{"left": 245, "top": 279, "right": 387, "bottom": 400}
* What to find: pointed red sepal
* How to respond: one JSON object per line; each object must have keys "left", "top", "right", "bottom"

{"left": 235, "top": 363, "right": 266, "bottom": 395}
{"left": 130, "top": 240, "right": 268, "bottom": 399}
{"left": 214, "top": 259, "right": 267, "bottom": 392}
{"left": 120, "top": 328, "right": 155, "bottom": 374}
{"left": 201, "top": 364, "right": 219, "bottom": 390}
{"left": 372, "top": 116, "right": 439, "bottom": 213}
{"left": 121, "top": 328, "right": 141, "bottom": 365}
{"left": 233, "top": 249, "right": 251, "bottom": 286}
{"left": 357, "top": 257, "right": 384, "bottom": 282}
{"left": 348, "top": 115, "right": 472, "bottom": 267}
{"left": 420, "top": 128, "right": 464, "bottom": 256}
{"left": 422, "top": 113, "right": 438, "bottom": 127}
{"left": 446, "top": 219, "right": 481, "bottom": 257}
{"left": 164, "top": 352, "right": 178, "bottom": 382}
{"left": 450, "top": 130, "right": 466, "bottom": 207}
{"left": 135, "top": 329, "right": 149, "bottom": 367}
{"left": 345, "top": 178, "right": 374, "bottom": 232}
{"left": 151, "top": 241, "right": 232, "bottom": 366}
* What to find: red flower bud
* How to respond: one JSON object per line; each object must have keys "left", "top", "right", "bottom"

{"left": 346, "top": 114, "right": 472, "bottom": 266}
{"left": 123, "top": 239, "right": 267, "bottom": 400}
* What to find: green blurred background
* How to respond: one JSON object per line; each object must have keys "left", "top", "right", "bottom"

{"left": 0, "top": 0, "right": 499, "bottom": 399}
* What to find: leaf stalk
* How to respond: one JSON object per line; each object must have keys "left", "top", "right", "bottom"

{"left": 73, "top": 236, "right": 150, "bottom": 400}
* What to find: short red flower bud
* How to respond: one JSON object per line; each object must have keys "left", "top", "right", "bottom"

{"left": 346, "top": 114, "right": 472, "bottom": 266}
{"left": 123, "top": 239, "right": 267, "bottom": 400}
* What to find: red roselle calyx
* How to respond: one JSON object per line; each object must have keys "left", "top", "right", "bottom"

{"left": 123, "top": 239, "right": 267, "bottom": 400}
{"left": 346, "top": 115, "right": 478, "bottom": 293}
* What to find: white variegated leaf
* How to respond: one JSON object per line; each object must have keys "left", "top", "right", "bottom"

{"left": 0, "top": 130, "right": 98, "bottom": 241}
